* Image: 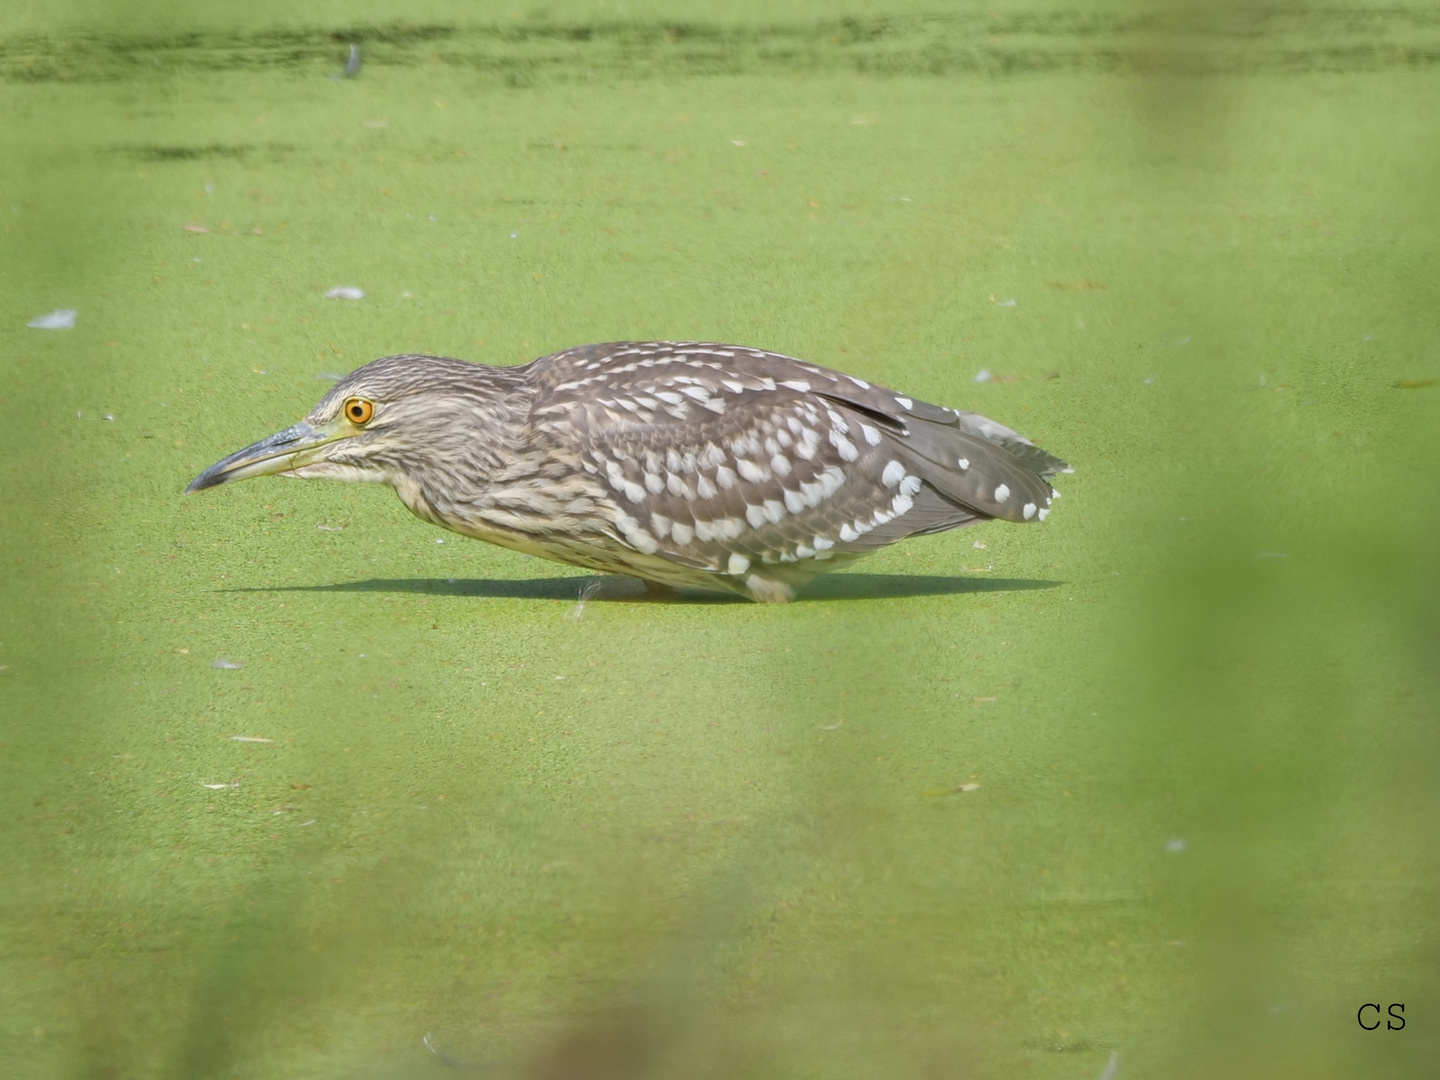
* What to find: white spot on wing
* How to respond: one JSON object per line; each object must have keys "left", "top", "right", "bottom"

{"left": 715, "top": 466, "right": 738, "bottom": 489}
{"left": 728, "top": 553, "right": 750, "bottom": 575}
{"left": 671, "top": 522, "right": 694, "bottom": 545}
{"left": 957, "top": 458, "right": 969, "bottom": 470}
{"left": 881, "top": 460, "right": 906, "bottom": 488}
{"left": 736, "top": 458, "right": 770, "bottom": 483}
{"left": 625, "top": 526, "right": 658, "bottom": 554}
{"left": 1023, "top": 502, "right": 1037, "bottom": 520}
{"left": 994, "top": 483, "right": 1010, "bottom": 503}
{"left": 1037, "top": 508, "right": 1049, "bottom": 521}
{"left": 860, "top": 424, "right": 882, "bottom": 446}
{"left": 746, "top": 504, "right": 767, "bottom": 528}
{"left": 894, "top": 396, "right": 913, "bottom": 410}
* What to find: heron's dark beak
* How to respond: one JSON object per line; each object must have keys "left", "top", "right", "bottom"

{"left": 186, "top": 420, "right": 346, "bottom": 493}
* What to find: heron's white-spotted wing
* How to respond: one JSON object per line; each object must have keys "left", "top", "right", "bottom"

{"left": 527, "top": 342, "right": 1066, "bottom": 573}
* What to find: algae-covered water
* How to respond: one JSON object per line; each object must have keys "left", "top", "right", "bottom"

{"left": 2, "top": 2, "right": 1438, "bottom": 1077}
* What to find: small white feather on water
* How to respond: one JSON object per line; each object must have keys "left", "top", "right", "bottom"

{"left": 324, "top": 286, "right": 365, "bottom": 300}
{"left": 568, "top": 578, "right": 605, "bottom": 621}
{"left": 28, "top": 309, "right": 76, "bottom": 329}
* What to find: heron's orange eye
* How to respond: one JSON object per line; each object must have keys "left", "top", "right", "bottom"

{"left": 343, "top": 398, "right": 374, "bottom": 425}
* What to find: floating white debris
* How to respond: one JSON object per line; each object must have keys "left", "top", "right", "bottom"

{"left": 817, "top": 720, "right": 844, "bottom": 731}
{"left": 972, "top": 540, "right": 987, "bottom": 549}
{"left": 731, "top": 138, "right": 747, "bottom": 146}
{"left": 324, "top": 286, "right": 365, "bottom": 300}
{"left": 362, "top": 118, "right": 389, "bottom": 129}
{"left": 1165, "top": 838, "right": 1186, "bottom": 852}
{"left": 989, "top": 296, "right": 1017, "bottom": 307}
{"left": 28, "top": 309, "right": 76, "bottom": 330}
{"left": 104, "top": 414, "right": 115, "bottom": 421}
{"left": 1095, "top": 1052, "right": 1119, "bottom": 1080}
{"left": 568, "top": 578, "right": 604, "bottom": 621}
{"left": 211, "top": 658, "right": 243, "bottom": 669}
{"left": 956, "top": 783, "right": 980, "bottom": 792}
{"left": 229, "top": 735, "right": 273, "bottom": 743}
{"left": 973, "top": 369, "right": 993, "bottom": 383}
{"left": 315, "top": 372, "right": 345, "bottom": 381}
{"left": 316, "top": 523, "right": 344, "bottom": 531}
{"left": 201, "top": 782, "right": 239, "bottom": 789}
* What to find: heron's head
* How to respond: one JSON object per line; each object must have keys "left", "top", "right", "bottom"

{"left": 186, "top": 353, "right": 522, "bottom": 494}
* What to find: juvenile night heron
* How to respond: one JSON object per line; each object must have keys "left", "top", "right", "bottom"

{"left": 188, "top": 342, "right": 1070, "bottom": 602}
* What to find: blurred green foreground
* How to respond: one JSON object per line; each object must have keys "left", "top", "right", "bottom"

{"left": 1, "top": 2, "right": 1437, "bottom": 1077}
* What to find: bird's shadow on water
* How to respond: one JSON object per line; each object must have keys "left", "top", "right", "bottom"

{"left": 224, "top": 573, "right": 1059, "bottom": 603}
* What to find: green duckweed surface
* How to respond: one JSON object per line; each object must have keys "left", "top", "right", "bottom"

{"left": 2, "top": 2, "right": 1438, "bottom": 1077}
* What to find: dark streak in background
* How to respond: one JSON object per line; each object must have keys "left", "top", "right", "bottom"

{"left": 3, "top": 8, "right": 1440, "bottom": 85}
